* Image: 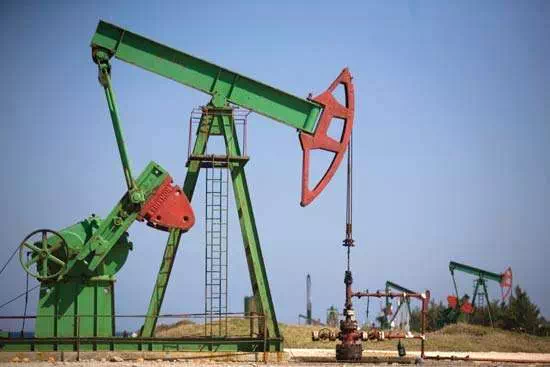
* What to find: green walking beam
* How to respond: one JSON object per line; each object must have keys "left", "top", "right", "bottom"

{"left": 90, "top": 20, "right": 355, "bottom": 207}
{"left": 91, "top": 21, "right": 321, "bottom": 133}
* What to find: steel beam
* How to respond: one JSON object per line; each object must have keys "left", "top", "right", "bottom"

{"left": 140, "top": 104, "right": 280, "bottom": 345}
{"left": 218, "top": 111, "right": 280, "bottom": 341}
{"left": 449, "top": 261, "right": 502, "bottom": 283}
{"left": 91, "top": 20, "right": 321, "bottom": 134}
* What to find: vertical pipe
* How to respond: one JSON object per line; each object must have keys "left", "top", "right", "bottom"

{"left": 385, "top": 283, "right": 390, "bottom": 326}
{"left": 421, "top": 291, "right": 428, "bottom": 359}
{"left": 306, "top": 274, "right": 312, "bottom": 325}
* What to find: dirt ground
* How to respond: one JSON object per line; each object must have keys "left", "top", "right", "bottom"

{"left": 2, "top": 349, "right": 550, "bottom": 367}
{"left": 0, "top": 361, "right": 547, "bottom": 367}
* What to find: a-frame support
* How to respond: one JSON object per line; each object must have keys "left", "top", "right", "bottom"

{"left": 141, "top": 100, "right": 281, "bottom": 350}
{"left": 471, "top": 278, "right": 494, "bottom": 327}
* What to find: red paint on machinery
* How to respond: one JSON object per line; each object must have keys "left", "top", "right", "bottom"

{"left": 138, "top": 176, "right": 195, "bottom": 231}
{"left": 300, "top": 68, "right": 355, "bottom": 206}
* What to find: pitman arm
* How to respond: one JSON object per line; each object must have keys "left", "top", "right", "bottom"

{"left": 91, "top": 20, "right": 355, "bottom": 206}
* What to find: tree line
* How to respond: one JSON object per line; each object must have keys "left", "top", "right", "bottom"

{"left": 408, "top": 286, "right": 549, "bottom": 336}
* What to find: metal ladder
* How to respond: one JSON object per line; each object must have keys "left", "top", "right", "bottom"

{"left": 474, "top": 279, "right": 486, "bottom": 309}
{"left": 204, "top": 166, "right": 229, "bottom": 336}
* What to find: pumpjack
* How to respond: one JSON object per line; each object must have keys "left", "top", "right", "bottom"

{"left": 447, "top": 261, "right": 513, "bottom": 326}
{"left": 384, "top": 281, "right": 416, "bottom": 329}
{"left": 0, "top": 20, "right": 354, "bottom": 353}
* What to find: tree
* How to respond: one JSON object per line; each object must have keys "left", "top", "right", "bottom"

{"left": 469, "top": 300, "right": 506, "bottom": 327}
{"left": 502, "top": 286, "right": 540, "bottom": 334}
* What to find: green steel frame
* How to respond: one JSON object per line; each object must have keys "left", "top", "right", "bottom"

{"left": 449, "top": 261, "right": 503, "bottom": 303}
{"left": 2, "top": 18, "right": 350, "bottom": 353}
{"left": 91, "top": 21, "right": 322, "bottom": 134}
{"left": 449, "top": 261, "right": 503, "bottom": 284}
{"left": 141, "top": 104, "right": 281, "bottom": 350}
{"left": 89, "top": 20, "right": 330, "bottom": 350}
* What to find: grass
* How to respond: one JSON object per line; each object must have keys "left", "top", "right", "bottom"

{"left": 155, "top": 318, "right": 263, "bottom": 338}
{"left": 281, "top": 323, "right": 550, "bottom": 353}
{"left": 156, "top": 320, "right": 550, "bottom": 353}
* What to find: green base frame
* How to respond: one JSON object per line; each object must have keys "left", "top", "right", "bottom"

{"left": 0, "top": 337, "right": 282, "bottom": 353}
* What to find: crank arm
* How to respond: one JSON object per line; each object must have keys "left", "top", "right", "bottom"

{"left": 60, "top": 162, "right": 195, "bottom": 277}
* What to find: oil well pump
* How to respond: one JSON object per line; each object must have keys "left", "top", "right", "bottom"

{"left": 311, "top": 105, "right": 430, "bottom": 361}
{"left": 384, "top": 281, "right": 417, "bottom": 330}
{"left": 448, "top": 261, "right": 513, "bottom": 325}
{"left": 0, "top": 20, "right": 354, "bottom": 353}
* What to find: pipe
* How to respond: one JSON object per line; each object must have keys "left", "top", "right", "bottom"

{"left": 424, "top": 355, "right": 550, "bottom": 364}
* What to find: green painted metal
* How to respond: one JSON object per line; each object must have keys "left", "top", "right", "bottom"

{"left": 449, "top": 261, "right": 503, "bottom": 283}
{"left": 88, "top": 20, "right": 321, "bottom": 349}
{"left": 20, "top": 230, "right": 68, "bottom": 281}
{"left": 21, "top": 162, "right": 170, "bottom": 344}
{"left": 35, "top": 280, "right": 115, "bottom": 352}
{"left": 61, "top": 162, "right": 169, "bottom": 278}
{"left": 23, "top": 216, "right": 131, "bottom": 350}
{"left": 217, "top": 106, "right": 280, "bottom": 341}
{"left": 90, "top": 20, "right": 321, "bottom": 134}
{"left": 449, "top": 261, "right": 499, "bottom": 326}
{"left": 470, "top": 279, "right": 481, "bottom": 307}
{"left": 141, "top": 104, "right": 281, "bottom": 349}
{"left": 385, "top": 281, "right": 415, "bottom": 295}
{"left": 1, "top": 336, "right": 281, "bottom": 352}
{"left": 95, "top": 52, "right": 136, "bottom": 192}
{"left": 3, "top": 18, "right": 332, "bottom": 352}
{"left": 141, "top": 112, "right": 212, "bottom": 338}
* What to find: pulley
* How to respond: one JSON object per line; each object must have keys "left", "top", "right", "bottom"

{"left": 18, "top": 229, "right": 68, "bottom": 281}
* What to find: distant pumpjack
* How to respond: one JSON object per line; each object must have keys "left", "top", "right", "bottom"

{"left": 447, "top": 261, "right": 513, "bottom": 327}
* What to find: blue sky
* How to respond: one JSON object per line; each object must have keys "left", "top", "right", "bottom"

{"left": 1, "top": 0, "right": 549, "bottom": 331}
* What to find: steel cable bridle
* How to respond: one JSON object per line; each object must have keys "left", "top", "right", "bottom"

{"left": 20, "top": 252, "right": 30, "bottom": 336}
{"left": 0, "top": 246, "right": 19, "bottom": 277}
{"left": 0, "top": 285, "right": 40, "bottom": 310}
{"left": 0, "top": 244, "right": 39, "bottom": 312}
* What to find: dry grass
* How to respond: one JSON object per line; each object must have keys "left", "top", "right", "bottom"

{"left": 156, "top": 320, "right": 550, "bottom": 353}
{"left": 155, "top": 318, "right": 262, "bottom": 338}
{"left": 281, "top": 323, "right": 550, "bottom": 353}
